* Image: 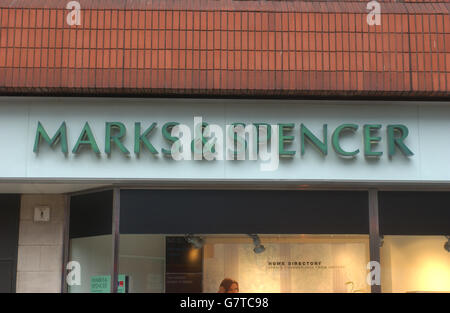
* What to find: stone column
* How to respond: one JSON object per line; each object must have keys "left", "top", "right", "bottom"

{"left": 16, "top": 194, "right": 66, "bottom": 293}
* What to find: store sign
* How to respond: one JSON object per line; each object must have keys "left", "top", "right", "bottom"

{"left": 268, "top": 261, "right": 325, "bottom": 269}
{"left": 33, "top": 120, "right": 414, "bottom": 163}
{"left": 90, "top": 275, "right": 127, "bottom": 293}
{"left": 5, "top": 98, "right": 450, "bottom": 182}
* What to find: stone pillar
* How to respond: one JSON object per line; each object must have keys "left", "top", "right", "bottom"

{"left": 16, "top": 194, "right": 66, "bottom": 293}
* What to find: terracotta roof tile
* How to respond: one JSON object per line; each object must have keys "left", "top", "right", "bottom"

{"left": 0, "top": 0, "right": 449, "bottom": 97}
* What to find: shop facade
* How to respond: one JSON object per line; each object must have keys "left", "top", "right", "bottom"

{"left": 0, "top": 0, "right": 449, "bottom": 294}
{"left": 0, "top": 96, "right": 449, "bottom": 293}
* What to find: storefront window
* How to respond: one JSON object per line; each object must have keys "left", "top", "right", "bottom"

{"left": 379, "top": 192, "right": 450, "bottom": 293}
{"left": 68, "top": 190, "right": 113, "bottom": 293}
{"left": 381, "top": 236, "right": 450, "bottom": 293}
{"left": 118, "top": 235, "right": 166, "bottom": 293}
{"left": 69, "top": 235, "right": 113, "bottom": 293}
{"left": 118, "top": 234, "right": 370, "bottom": 293}
{"left": 68, "top": 189, "right": 372, "bottom": 293}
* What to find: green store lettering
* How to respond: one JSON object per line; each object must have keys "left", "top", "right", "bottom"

{"left": 33, "top": 121, "right": 414, "bottom": 159}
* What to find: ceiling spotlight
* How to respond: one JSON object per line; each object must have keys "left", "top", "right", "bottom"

{"left": 379, "top": 235, "right": 384, "bottom": 248}
{"left": 444, "top": 236, "right": 450, "bottom": 253}
{"left": 185, "top": 234, "right": 204, "bottom": 249}
{"left": 248, "top": 234, "right": 266, "bottom": 254}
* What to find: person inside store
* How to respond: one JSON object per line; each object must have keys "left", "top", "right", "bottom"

{"left": 218, "top": 278, "right": 239, "bottom": 293}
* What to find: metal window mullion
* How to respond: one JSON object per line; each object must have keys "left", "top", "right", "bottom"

{"left": 368, "top": 189, "right": 381, "bottom": 293}
{"left": 111, "top": 187, "right": 121, "bottom": 293}
{"left": 61, "top": 195, "right": 71, "bottom": 293}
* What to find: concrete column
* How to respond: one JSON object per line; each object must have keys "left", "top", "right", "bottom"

{"left": 16, "top": 194, "right": 66, "bottom": 293}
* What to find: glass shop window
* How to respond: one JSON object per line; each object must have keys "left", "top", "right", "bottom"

{"left": 118, "top": 234, "right": 370, "bottom": 293}
{"left": 379, "top": 192, "right": 450, "bottom": 293}
{"left": 380, "top": 235, "right": 450, "bottom": 292}
{"left": 117, "top": 189, "right": 370, "bottom": 293}
{"left": 68, "top": 190, "right": 113, "bottom": 293}
{"left": 68, "top": 189, "right": 370, "bottom": 293}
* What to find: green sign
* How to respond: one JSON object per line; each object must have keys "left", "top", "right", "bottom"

{"left": 90, "top": 274, "right": 127, "bottom": 293}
